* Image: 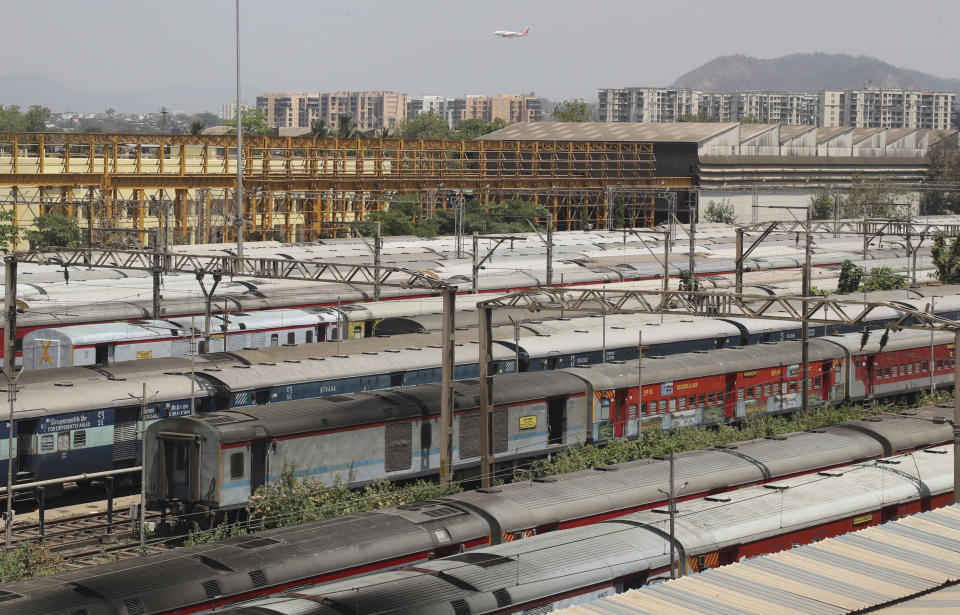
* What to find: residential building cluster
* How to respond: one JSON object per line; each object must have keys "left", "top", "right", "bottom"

{"left": 255, "top": 91, "right": 541, "bottom": 131}
{"left": 598, "top": 87, "right": 954, "bottom": 130}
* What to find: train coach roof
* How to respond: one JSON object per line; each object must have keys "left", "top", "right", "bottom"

{"left": 11, "top": 373, "right": 213, "bottom": 416}
{"left": 564, "top": 338, "right": 842, "bottom": 388}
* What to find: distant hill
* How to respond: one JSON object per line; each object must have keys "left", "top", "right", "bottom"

{"left": 672, "top": 53, "right": 960, "bottom": 95}
{"left": 0, "top": 73, "right": 263, "bottom": 114}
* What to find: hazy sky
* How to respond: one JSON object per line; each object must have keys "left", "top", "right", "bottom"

{"left": 4, "top": 0, "right": 959, "bottom": 101}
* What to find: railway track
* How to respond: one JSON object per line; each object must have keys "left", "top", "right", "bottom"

{"left": 12, "top": 508, "right": 166, "bottom": 558}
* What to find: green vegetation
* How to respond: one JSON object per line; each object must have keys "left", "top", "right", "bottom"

{"left": 739, "top": 114, "right": 762, "bottom": 124}
{"left": 677, "top": 113, "right": 716, "bottom": 123}
{"left": 837, "top": 260, "right": 863, "bottom": 293}
{"left": 862, "top": 266, "right": 906, "bottom": 291}
{"left": 0, "top": 541, "right": 64, "bottom": 584}
{"left": 931, "top": 233, "right": 960, "bottom": 284}
{"left": 222, "top": 107, "right": 272, "bottom": 137}
{"left": 810, "top": 189, "right": 835, "bottom": 220}
{"left": 397, "top": 111, "right": 451, "bottom": 140}
{"left": 363, "top": 196, "right": 547, "bottom": 238}
{"left": 0, "top": 105, "right": 51, "bottom": 132}
{"left": 0, "top": 210, "right": 20, "bottom": 253}
{"left": 836, "top": 259, "right": 905, "bottom": 293}
{"left": 703, "top": 199, "right": 737, "bottom": 224}
{"left": 516, "top": 394, "right": 946, "bottom": 480}
{"left": 842, "top": 174, "right": 912, "bottom": 219}
{"left": 922, "top": 140, "right": 960, "bottom": 214}
{"left": 25, "top": 213, "right": 82, "bottom": 249}
{"left": 551, "top": 99, "right": 590, "bottom": 122}
{"left": 809, "top": 286, "right": 830, "bottom": 296}
{"left": 678, "top": 268, "right": 699, "bottom": 291}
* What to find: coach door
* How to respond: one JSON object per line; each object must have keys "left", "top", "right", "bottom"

{"left": 250, "top": 441, "right": 267, "bottom": 494}
{"left": 158, "top": 433, "right": 200, "bottom": 504}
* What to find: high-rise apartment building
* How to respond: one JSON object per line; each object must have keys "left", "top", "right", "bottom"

{"left": 598, "top": 88, "right": 700, "bottom": 123}
{"left": 819, "top": 89, "right": 954, "bottom": 130}
{"left": 600, "top": 86, "right": 952, "bottom": 129}
{"left": 408, "top": 94, "right": 541, "bottom": 127}
{"left": 256, "top": 91, "right": 409, "bottom": 132}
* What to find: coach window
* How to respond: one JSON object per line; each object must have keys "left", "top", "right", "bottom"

{"left": 876, "top": 366, "right": 882, "bottom": 378}
{"left": 697, "top": 393, "right": 705, "bottom": 406}
{"left": 915, "top": 361, "right": 921, "bottom": 373}
{"left": 717, "top": 390, "right": 724, "bottom": 403}
{"left": 230, "top": 452, "right": 244, "bottom": 480}
{"left": 885, "top": 366, "right": 891, "bottom": 378}
{"left": 923, "top": 361, "right": 929, "bottom": 372}
{"left": 763, "top": 384, "right": 770, "bottom": 397}
{"left": 907, "top": 364, "right": 913, "bottom": 375}
{"left": 746, "top": 386, "right": 754, "bottom": 399}
{"left": 306, "top": 330, "right": 314, "bottom": 344}
{"left": 738, "top": 388, "right": 744, "bottom": 401}
{"left": 658, "top": 399, "right": 666, "bottom": 413}
{"left": 73, "top": 430, "right": 86, "bottom": 448}
{"left": 39, "top": 434, "right": 54, "bottom": 453}
{"left": 688, "top": 394, "right": 696, "bottom": 407}
{"left": 288, "top": 332, "right": 296, "bottom": 345}
{"left": 57, "top": 431, "right": 70, "bottom": 452}
{"left": 678, "top": 396, "right": 686, "bottom": 410}
{"left": 707, "top": 392, "right": 715, "bottom": 406}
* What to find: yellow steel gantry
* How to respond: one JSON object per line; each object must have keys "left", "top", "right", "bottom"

{"left": 0, "top": 132, "right": 692, "bottom": 243}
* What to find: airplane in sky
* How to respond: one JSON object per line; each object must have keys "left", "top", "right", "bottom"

{"left": 493, "top": 27, "right": 529, "bottom": 38}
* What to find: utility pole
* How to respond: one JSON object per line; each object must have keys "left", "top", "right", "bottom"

{"left": 4, "top": 257, "right": 16, "bottom": 376}
{"left": 152, "top": 239, "right": 162, "bottom": 319}
{"left": 546, "top": 219, "right": 553, "bottom": 287}
{"left": 687, "top": 196, "right": 696, "bottom": 284}
{"left": 954, "top": 329, "right": 960, "bottom": 505}
{"left": 3, "top": 371, "right": 20, "bottom": 549}
{"left": 478, "top": 305, "right": 494, "bottom": 489}
{"left": 373, "top": 222, "right": 382, "bottom": 301}
{"left": 138, "top": 383, "right": 147, "bottom": 552}
{"left": 196, "top": 272, "right": 222, "bottom": 351}
{"left": 669, "top": 449, "right": 677, "bottom": 579}
{"left": 472, "top": 232, "right": 479, "bottom": 294}
{"left": 234, "top": 0, "right": 244, "bottom": 259}
{"left": 439, "top": 287, "right": 455, "bottom": 485}
{"left": 801, "top": 209, "right": 812, "bottom": 413}
{"left": 931, "top": 297, "right": 936, "bottom": 396}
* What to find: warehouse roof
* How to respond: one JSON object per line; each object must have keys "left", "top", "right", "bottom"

{"left": 479, "top": 121, "right": 739, "bottom": 143}
{"left": 779, "top": 125, "right": 816, "bottom": 142}
{"left": 557, "top": 504, "right": 960, "bottom": 615}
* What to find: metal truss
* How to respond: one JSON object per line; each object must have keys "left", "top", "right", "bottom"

{"left": 737, "top": 218, "right": 960, "bottom": 237}
{"left": 14, "top": 247, "right": 449, "bottom": 291}
{"left": 476, "top": 287, "right": 959, "bottom": 332}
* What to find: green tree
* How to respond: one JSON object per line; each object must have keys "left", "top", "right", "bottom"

{"left": 677, "top": 113, "right": 716, "bottom": 122}
{"left": 398, "top": 111, "right": 452, "bottom": 140}
{"left": 310, "top": 119, "right": 330, "bottom": 138}
{"left": 678, "top": 268, "right": 699, "bottom": 291}
{"left": 23, "top": 105, "right": 51, "bottom": 132}
{"left": 0, "top": 105, "right": 25, "bottom": 132}
{"left": 810, "top": 189, "right": 835, "bottom": 220}
{"left": 922, "top": 140, "right": 960, "bottom": 214}
{"left": 551, "top": 99, "right": 590, "bottom": 122}
{"left": 836, "top": 260, "right": 864, "bottom": 294}
{"left": 861, "top": 266, "right": 905, "bottom": 291}
{"left": 336, "top": 115, "right": 358, "bottom": 138}
{"left": 841, "top": 174, "right": 912, "bottom": 219}
{"left": 453, "top": 117, "right": 508, "bottom": 140}
{"left": 931, "top": 233, "right": 960, "bottom": 284}
{"left": 189, "top": 120, "right": 205, "bottom": 135}
{"left": 193, "top": 112, "right": 220, "bottom": 128}
{"left": 222, "top": 106, "right": 272, "bottom": 137}
{"left": 739, "top": 114, "right": 762, "bottom": 124}
{"left": 0, "top": 210, "right": 19, "bottom": 253}
{"left": 703, "top": 199, "right": 737, "bottom": 224}
{"left": 25, "top": 213, "right": 82, "bottom": 249}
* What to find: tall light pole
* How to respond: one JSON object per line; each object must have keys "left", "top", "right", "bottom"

{"left": 235, "top": 0, "right": 244, "bottom": 259}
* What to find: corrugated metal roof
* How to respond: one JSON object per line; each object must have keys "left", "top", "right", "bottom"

{"left": 557, "top": 504, "right": 960, "bottom": 615}
{"left": 478, "top": 121, "right": 739, "bottom": 143}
